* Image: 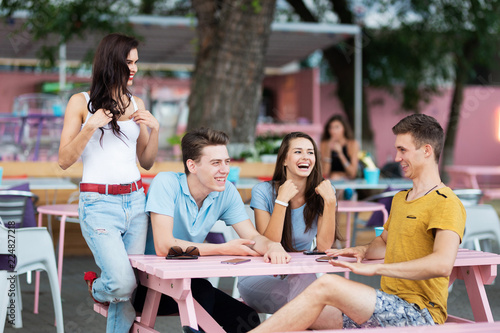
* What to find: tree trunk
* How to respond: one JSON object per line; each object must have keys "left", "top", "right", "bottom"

{"left": 442, "top": 60, "right": 466, "bottom": 176}
{"left": 188, "top": 0, "right": 276, "bottom": 143}
{"left": 442, "top": 38, "right": 477, "bottom": 180}
{"left": 286, "top": 0, "right": 373, "bottom": 146}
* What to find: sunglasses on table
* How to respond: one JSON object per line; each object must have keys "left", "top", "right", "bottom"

{"left": 165, "top": 246, "right": 200, "bottom": 260}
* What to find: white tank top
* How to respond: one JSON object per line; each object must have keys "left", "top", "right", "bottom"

{"left": 80, "top": 92, "right": 141, "bottom": 184}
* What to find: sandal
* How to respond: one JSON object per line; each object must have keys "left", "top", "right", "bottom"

{"left": 84, "top": 271, "right": 109, "bottom": 305}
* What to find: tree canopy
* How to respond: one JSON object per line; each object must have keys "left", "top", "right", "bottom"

{"left": 360, "top": 0, "right": 500, "bottom": 169}
{"left": 283, "top": 0, "right": 500, "bottom": 167}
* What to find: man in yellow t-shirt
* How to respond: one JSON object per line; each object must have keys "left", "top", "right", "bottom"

{"left": 250, "top": 114, "right": 466, "bottom": 332}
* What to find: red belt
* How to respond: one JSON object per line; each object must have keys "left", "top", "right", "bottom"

{"left": 80, "top": 179, "right": 143, "bottom": 195}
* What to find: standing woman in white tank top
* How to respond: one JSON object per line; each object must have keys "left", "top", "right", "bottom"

{"left": 58, "top": 33, "right": 159, "bottom": 333}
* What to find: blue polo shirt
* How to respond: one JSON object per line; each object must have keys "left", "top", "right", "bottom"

{"left": 144, "top": 172, "right": 248, "bottom": 254}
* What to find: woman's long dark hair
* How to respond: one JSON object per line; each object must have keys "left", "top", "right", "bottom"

{"left": 321, "top": 114, "right": 354, "bottom": 142}
{"left": 271, "top": 132, "right": 340, "bottom": 252}
{"left": 89, "top": 33, "right": 139, "bottom": 141}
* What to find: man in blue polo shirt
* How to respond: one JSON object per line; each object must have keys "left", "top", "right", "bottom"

{"left": 136, "top": 127, "right": 290, "bottom": 333}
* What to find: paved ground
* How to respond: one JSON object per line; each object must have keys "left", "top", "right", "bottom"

{"left": 3, "top": 254, "right": 500, "bottom": 332}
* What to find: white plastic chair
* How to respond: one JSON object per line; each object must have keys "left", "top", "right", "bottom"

{"left": 0, "top": 222, "right": 64, "bottom": 331}
{"left": 453, "top": 189, "right": 483, "bottom": 206}
{"left": 461, "top": 204, "right": 500, "bottom": 253}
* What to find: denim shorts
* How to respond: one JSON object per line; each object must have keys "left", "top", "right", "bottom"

{"left": 343, "top": 290, "right": 436, "bottom": 328}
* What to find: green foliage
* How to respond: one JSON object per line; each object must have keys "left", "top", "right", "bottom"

{"left": 167, "top": 133, "right": 184, "bottom": 146}
{"left": 1, "top": 0, "right": 136, "bottom": 67}
{"left": 251, "top": 0, "right": 262, "bottom": 14}
{"left": 235, "top": 133, "right": 284, "bottom": 161}
{"left": 361, "top": 0, "right": 500, "bottom": 110}
{"left": 254, "top": 133, "right": 283, "bottom": 155}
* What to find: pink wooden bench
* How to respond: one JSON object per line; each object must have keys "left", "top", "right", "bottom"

{"left": 93, "top": 303, "right": 500, "bottom": 332}
{"left": 292, "top": 320, "right": 500, "bottom": 332}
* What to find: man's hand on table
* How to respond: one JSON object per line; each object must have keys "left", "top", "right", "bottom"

{"left": 222, "top": 239, "right": 260, "bottom": 256}
{"left": 326, "top": 245, "right": 368, "bottom": 263}
{"left": 328, "top": 259, "right": 379, "bottom": 276}
{"left": 264, "top": 243, "right": 291, "bottom": 264}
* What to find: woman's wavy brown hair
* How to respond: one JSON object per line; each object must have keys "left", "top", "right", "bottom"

{"left": 271, "top": 132, "right": 340, "bottom": 251}
{"left": 88, "top": 33, "right": 139, "bottom": 143}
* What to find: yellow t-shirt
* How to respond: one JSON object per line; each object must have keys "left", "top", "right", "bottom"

{"left": 380, "top": 187, "right": 465, "bottom": 324}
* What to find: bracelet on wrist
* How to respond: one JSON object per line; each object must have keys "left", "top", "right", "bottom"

{"left": 275, "top": 199, "right": 289, "bottom": 207}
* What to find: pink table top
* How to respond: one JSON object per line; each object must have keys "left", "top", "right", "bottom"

{"left": 129, "top": 249, "right": 500, "bottom": 281}
{"left": 337, "top": 200, "right": 386, "bottom": 212}
{"left": 37, "top": 204, "right": 79, "bottom": 216}
{"left": 130, "top": 252, "right": 369, "bottom": 280}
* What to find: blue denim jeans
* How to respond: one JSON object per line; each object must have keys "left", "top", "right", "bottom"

{"left": 79, "top": 189, "right": 148, "bottom": 333}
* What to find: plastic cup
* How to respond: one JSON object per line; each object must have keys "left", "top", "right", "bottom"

{"left": 363, "top": 168, "right": 380, "bottom": 185}
{"left": 227, "top": 166, "right": 241, "bottom": 186}
{"left": 374, "top": 226, "right": 384, "bottom": 237}
{"left": 53, "top": 104, "right": 64, "bottom": 116}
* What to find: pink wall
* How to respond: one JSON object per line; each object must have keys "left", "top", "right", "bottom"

{"left": 319, "top": 84, "right": 347, "bottom": 126}
{"left": 263, "top": 68, "right": 320, "bottom": 125}
{"left": 321, "top": 83, "right": 500, "bottom": 166}
{"left": 0, "top": 72, "right": 87, "bottom": 113}
{"left": 261, "top": 68, "right": 323, "bottom": 142}
{"left": 3, "top": 71, "right": 500, "bottom": 166}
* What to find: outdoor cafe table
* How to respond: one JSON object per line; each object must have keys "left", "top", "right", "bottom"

{"left": 0, "top": 177, "right": 77, "bottom": 191}
{"left": 234, "top": 177, "right": 413, "bottom": 190}
{"left": 337, "top": 200, "right": 388, "bottom": 278}
{"left": 34, "top": 204, "right": 79, "bottom": 315}
{"left": 331, "top": 178, "right": 413, "bottom": 190}
{"left": 125, "top": 248, "right": 500, "bottom": 333}
{"left": 228, "top": 177, "right": 413, "bottom": 203}
{"left": 446, "top": 165, "right": 500, "bottom": 201}
{"left": 0, "top": 177, "right": 78, "bottom": 204}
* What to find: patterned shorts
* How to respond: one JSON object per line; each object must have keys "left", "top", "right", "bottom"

{"left": 343, "top": 290, "right": 436, "bottom": 328}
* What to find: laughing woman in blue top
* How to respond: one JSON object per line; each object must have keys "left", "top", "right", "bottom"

{"left": 237, "top": 132, "right": 340, "bottom": 314}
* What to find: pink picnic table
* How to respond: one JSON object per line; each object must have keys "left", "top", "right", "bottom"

{"left": 338, "top": 200, "right": 388, "bottom": 249}
{"left": 126, "top": 248, "right": 500, "bottom": 333}
{"left": 338, "top": 200, "right": 388, "bottom": 278}
{"left": 446, "top": 165, "right": 500, "bottom": 201}
{"left": 35, "top": 204, "right": 79, "bottom": 314}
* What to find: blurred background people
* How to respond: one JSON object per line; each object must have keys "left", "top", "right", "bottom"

{"left": 320, "top": 115, "right": 359, "bottom": 180}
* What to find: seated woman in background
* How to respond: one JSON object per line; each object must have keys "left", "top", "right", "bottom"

{"left": 320, "top": 115, "right": 359, "bottom": 180}
{"left": 237, "top": 132, "right": 340, "bottom": 315}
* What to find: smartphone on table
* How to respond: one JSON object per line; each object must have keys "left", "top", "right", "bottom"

{"left": 303, "top": 250, "right": 326, "bottom": 255}
{"left": 315, "top": 256, "right": 338, "bottom": 262}
{"left": 221, "top": 258, "right": 251, "bottom": 265}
